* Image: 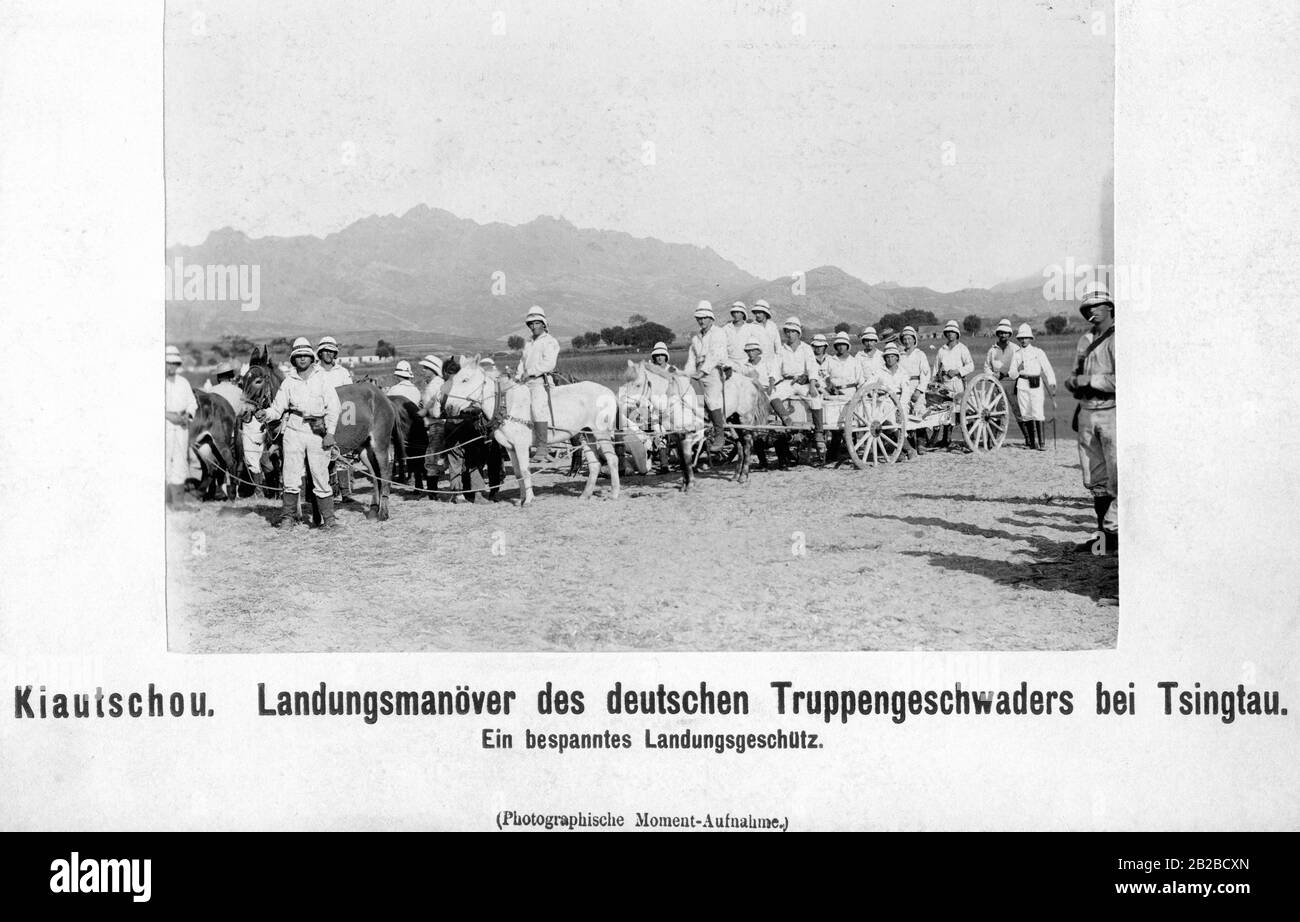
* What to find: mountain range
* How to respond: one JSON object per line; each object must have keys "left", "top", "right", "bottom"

{"left": 165, "top": 204, "right": 1055, "bottom": 344}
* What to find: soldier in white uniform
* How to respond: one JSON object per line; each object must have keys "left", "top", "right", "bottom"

{"left": 1006, "top": 323, "right": 1057, "bottom": 451}
{"left": 1066, "top": 284, "right": 1117, "bottom": 553}
{"left": 810, "top": 333, "right": 832, "bottom": 393}
{"left": 877, "top": 342, "right": 917, "bottom": 460}
{"left": 649, "top": 340, "right": 674, "bottom": 371}
{"left": 514, "top": 306, "right": 560, "bottom": 462}
{"left": 935, "top": 321, "right": 974, "bottom": 394}
{"left": 750, "top": 300, "right": 782, "bottom": 358}
{"left": 164, "top": 345, "right": 198, "bottom": 505}
{"left": 385, "top": 360, "right": 422, "bottom": 404}
{"left": 684, "top": 301, "right": 730, "bottom": 451}
{"left": 316, "top": 336, "right": 354, "bottom": 388}
{"left": 984, "top": 318, "right": 1026, "bottom": 443}
{"left": 722, "top": 302, "right": 757, "bottom": 368}
{"left": 771, "top": 317, "right": 826, "bottom": 457}
{"left": 933, "top": 320, "right": 975, "bottom": 447}
{"left": 203, "top": 361, "right": 245, "bottom": 413}
{"left": 826, "top": 331, "right": 863, "bottom": 394}
{"left": 417, "top": 355, "right": 445, "bottom": 414}
{"left": 856, "top": 327, "right": 885, "bottom": 381}
{"left": 257, "top": 337, "right": 343, "bottom": 528}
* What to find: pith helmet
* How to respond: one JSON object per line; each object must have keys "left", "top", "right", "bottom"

{"left": 900, "top": 325, "right": 918, "bottom": 343}
{"left": 752, "top": 299, "right": 772, "bottom": 317}
{"left": 524, "top": 306, "right": 548, "bottom": 326}
{"left": 693, "top": 300, "right": 715, "bottom": 320}
{"left": 316, "top": 335, "right": 339, "bottom": 354}
{"left": 215, "top": 361, "right": 234, "bottom": 376}
{"left": 943, "top": 320, "right": 961, "bottom": 337}
{"left": 860, "top": 326, "right": 878, "bottom": 342}
{"left": 882, "top": 342, "right": 901, "bottom": 358}
{"left": 995, "top": 318, "right": 1013, "bottom": 334}
{"left": 394, "top": 360, "right": 413, "bottom": 379}
{"left": 811, "top": 332, "right": 829, "bottom": 348}
{"left": 782, "top": 316, "right": 803, "bottom": 334}
{"left": 729, "top": 301, "right": 748, "bottom": 317}
{"left": 833, "top": 331, "right": 852, "bottom": 347}
{"left": 744, "top": 339, "right": 763, "bottom": 351}
{"left": 290, "top": 337, "right": 315, "bottom": 359}
{"left": 419, "top": 354, "right": 443, "bottom": 376}
{"left": 165, "top": 345, "right": 183, "bottom": 364}
{"left": 1079, "top": 283, "right": 1113, "bottom": 319}
{"left": 1016, "top": 323, "right": 1034, "bottom": 340}
{"left": 650, "top": 341, "right": 669, "bottom": 359}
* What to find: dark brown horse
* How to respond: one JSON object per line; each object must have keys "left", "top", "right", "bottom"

{"left": 240, "top": 346, "right": 398, "bottom": 521}
{"left": 389, "top": 395, "right": 430, "bottom": 492}
{"left": 188, "top": 390, "right": 241, "bottom": 501}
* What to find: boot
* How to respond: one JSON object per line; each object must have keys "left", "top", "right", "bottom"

{"left": 655, "top": 444, "right": 671, "bottom": 474}
{"left": 707, "top": 408, "right": 728, "bottom": 451}
{"left": 810, "top": 408, "right": 827, "bottom": 461}
{"left": 1093, "top": 495, "right": 1113, "bottom": 532}
{"left": 769, "top": 398, "right": 792, "bottom": 427}
{"left": 1035, "top": 421, "right": 1047, "bottom": 450}
{"left": 531, "top": 421, "right": 550, "bottom": 463}
{"left": 318, "top": 494, "right": 341, "bottom": 528}
{"left": 1019, "top": 420, "right": 1031, "bottom": 447}
{"left": 276, "top": 491, "right": 300, "bottom": 528}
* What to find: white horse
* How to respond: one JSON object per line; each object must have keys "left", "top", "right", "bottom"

{"left": 444, "top": 356, "right": 620, "bottom": 505}
{"left": 620, "top": 361, "right": 773, "bottom": 484}
{"left": 619, "top": 360, "right": 706, "bottom": 489}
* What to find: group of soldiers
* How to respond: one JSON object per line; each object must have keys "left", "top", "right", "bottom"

{"left": 670, "top": 287, "right": 1116, "bottom": 553}
{"left": 673, "top": 300, "right": 1061, "bottom": 458}
{"left": 165, "top": 286, "right": 1115, "bottom": 552}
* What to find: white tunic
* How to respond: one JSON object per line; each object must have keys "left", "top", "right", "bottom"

{"left": 685, "top": 325, "right": 729, "bottom": 376}
{"left": 516, "top": 332, "right": 559, "bottom": 378}
{"left": 318, "top": 363, "right": 353, "bottom": 388}
{"left": 385, "top": 380, "right": 422, "bottom": 404}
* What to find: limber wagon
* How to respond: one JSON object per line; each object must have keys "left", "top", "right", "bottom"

{"left": 735, "top": 371, "right": 1012, "bottom": 467}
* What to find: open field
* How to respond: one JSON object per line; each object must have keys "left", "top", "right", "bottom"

{"left": 167, "top": 437, "right": 1117, "bottom": 654}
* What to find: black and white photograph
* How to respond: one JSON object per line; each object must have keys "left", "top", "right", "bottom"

{"left": 164, "top": 0, "right": 1118, "bottom": 653}
{"left": 3, "top": 0, "right": 1297, "bottom": 845}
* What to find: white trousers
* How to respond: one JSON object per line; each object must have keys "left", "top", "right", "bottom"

{"left": 1078, "top": 405, "right": 1117, "bottom": 520}
{"left": 526, "top": 378, "right": 551, "bottom": 425}
{"left": 165, "top": 422, "right": 190, "bottom": 485}
{"left": 771, "top": 379, "right": 822, "bottom": 410}
{"left": 241, "top": 419, "right": 264, "bottom": 473}
{"left": 1015, "top": 381, "right": 1046, "bottom": 421}
{"left": 282, "top": 426, "right": 332, "bottom": 498}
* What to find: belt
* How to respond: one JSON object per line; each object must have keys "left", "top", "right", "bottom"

{"left": 909, "top": 375, "right": 921, "bottom": 382}
{"left": 526, "top": 374, "right": 550, "bottom": 381}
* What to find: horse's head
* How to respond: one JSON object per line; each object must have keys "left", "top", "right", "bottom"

{"left": 623, "top": 359, "right": 647, "bottom": 385}
{"left": 239, "top": 345, "right": 282, "bottom": 411}
{"left": 443, "top": 353, "right": 493, "bottom": 417}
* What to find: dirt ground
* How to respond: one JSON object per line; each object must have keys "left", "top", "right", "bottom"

{"left": 167, "top": 438, "right": 1118, "bottom": 653}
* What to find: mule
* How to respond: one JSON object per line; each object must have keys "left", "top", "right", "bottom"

{"left": 444, "top": 356, "right": 619, "bottom": 505}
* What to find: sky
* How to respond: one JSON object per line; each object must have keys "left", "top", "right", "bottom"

{"left": 165, "top": 0, "right": 1114, "bottom": 291}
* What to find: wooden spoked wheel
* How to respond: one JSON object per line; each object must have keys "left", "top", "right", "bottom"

{"left": 841, "top": 384, "right": 906, "bottom": 468}
{"left": 958, "top": 373, "right": 1011, "bottom": 452}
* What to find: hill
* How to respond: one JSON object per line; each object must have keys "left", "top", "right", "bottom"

{"left": 165, "top": 206, "right": 1064, "bottom": 343}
